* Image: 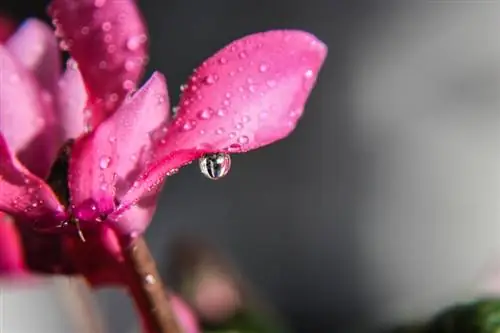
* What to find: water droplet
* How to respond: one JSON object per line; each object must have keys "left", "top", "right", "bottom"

{"left": 107, "top": 44, "right": 117, "bottom": 53}
{"left": 304, "top": 69, "right": 314, "bottom": 78}
{"left": 122, "top": 80, "right": 134, "bottom": 90}
{"left": 238, "top": 51, "right": 248, "bottom": 59}
{"left": 124, "top": 60, "right": 136, "bottom": 71}
{"left": 180, "top": 84, "right": 187, "bottom": 92}
{"left": 238, "top": 135, "right": 249, "bottom": 144}
{"left": 199, "top": 153, "right": 231, "bottom": 180}
{"left": 80, "top": 26, "right": 89, "bottom": 35}
{"left": 216, "top": 127, "right": 225, "bottom": 135}
{"left": 59, "top": 40, "right": 69, "bottom": 51}
{"left": 126, "top": 35, "right": 145, "bottom": 51}
{"left": 235, "top": 122, "right": 243, "bottom": 130}
{"left": 181, "top": 120, "right": 196, "bottom": 131}
{"left": 203, "top": 74, "right": 217, "bottom": 85}
{"left": 99, "top": 60, "right": 107, "bottom": 69}
{"left": 94, "top": 0, "right": 106, "bottom": 7}
{"left": 108, "top": 136, "right": 117, "bottom": 143}
{"left": 101, "top": 21, "right": 112, "bottom": 32}
{"left": 197, "top": 108, "right": 213, "bottom": 120}
{"left": 229, "top": 132, "right": 236, "bottom": 138}
{"left": 266, "top": 80, "right": 277, "bottom": 88}
{"left": 242, "top": 115, "right": 251, "bottom": 123}
{"left": 145, "top": 274, "right": 156, "bottom": 284}
{"left": 218, "top": 57, "right": 228, "bottom": 64}
{"left": 248, "top": 85, "right": 257, "bottom": 93}
{"left": 223, "top": 99, "right": 231, "bottom": 106}
{"left": 259, "top": 63, "right": 269, "bottom": 72}
{"left": 99, "top": 156, "right": 111, "bottom": 169}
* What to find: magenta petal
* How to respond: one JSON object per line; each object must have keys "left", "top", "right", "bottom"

{"left": 108, "top": 181, "right": 163, "bottom": 235}
{"left": 0, "top": 214, "right": 26, "bottom": 274}
{"left": 165, "top": 30, "right": 326, "bottom": 155}
{"left": 0, "top": 135, "right": 65, "bottom": 227}
{"left": 48, "top": 0, "right": 148, "bottom": 126}
{"left": 57, "top": 59, "right": 88, "bottom": 141}
{"left": 117, "top": 30, "right": 326, "bottom": 208}
{"left": 0, "top": 45, "right": 58, "bottom": 178}
{"left": 68, "top": 72, "right": 169, "bottom": 219}
{"left": 6, "top": 19, "right": 61, "bottom": 96}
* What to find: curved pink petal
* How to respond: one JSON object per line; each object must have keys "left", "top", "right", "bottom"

{"left": 0, "top": 135, "right": 65, "bottom": 229}
{"left": 108, "top": 180, "right": 164, "bottom": 235}
{"left": 6, "top": 19, "right": 61, "bottom": 97}
{"left": 0, "top": 213, "right": 26, "bottom": 274}
{"left": 117, "top": 30, "right": 327, "bottom": 210}
{"left": 68, "top": 72, "right": 169, "bottom": 221}
{"left": 48, "top": 0, "right": 148, "bottom": 127}
{"left": 57, "top": 59, "right": 88, "bottom": 141}
{"left": 0, "top": 45, "right": 58, "bottom": 178}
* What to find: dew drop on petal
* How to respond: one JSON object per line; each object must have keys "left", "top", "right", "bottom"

{"left": 304, "top": 69, "right": 314, "bottom": 78}
{"left": 259, "top": 63, "right": 269, "bottom": 72}
{"left": 197, "top": 108, "right": 213, "bottom": 120}
{"left": 102, "top": 22, "right": 112, "bottom": 32}
{"left": 99, "top": 156, "right": 111, "bottom": 169}
{"left": 80, "top": 26, "right": 89, "bottom": 35}
{"left": 238, "top": 136, "right": 249, "bottom": 144}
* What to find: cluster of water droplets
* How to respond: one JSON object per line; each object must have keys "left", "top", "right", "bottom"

{"left": 15, "top": 177, "right": 46, "bottom": 215}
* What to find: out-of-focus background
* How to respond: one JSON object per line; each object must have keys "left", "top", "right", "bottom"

{"left": 3, "top": 0, "right": 500, "bottom": 332}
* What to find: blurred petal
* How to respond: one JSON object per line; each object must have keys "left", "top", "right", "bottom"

{"left": 0, "top": 15, "right": 15, "bottom": 42}
{"left": 68, "top": 73, "right": 168, "bottom": 221}
{"left": 0, "top": 213, "right": 26, "bottom": 274}
{"left": 6, "top": 19, "right": 61, "bottom": 96}
{"left": 57, "top": 59, "right": 87, "bottom": 141}
{"left": 48, "top": 0, "right": 148, "bottom": 126}
{"left": 0, "top": 134, "right": 65, "bottom": 228}
{"left": 170, "top": 295, "right": 201, "bottom": 333}
{"left": 117, "top": 30, "right": 326, "bottom": 210}
{"left": 63, "top": 224, "right": 124, "bottom": 286}
{"left": 0, "top": 45, "right": 58, "bottom": 178}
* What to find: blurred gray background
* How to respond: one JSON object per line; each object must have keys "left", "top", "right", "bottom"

{"left": 5, "top": 0, "right": 500, "bottom": 332}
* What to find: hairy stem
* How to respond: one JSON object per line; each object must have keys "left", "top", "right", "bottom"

{"left": 122, "top": 236, "right": 181, "bottom": 333}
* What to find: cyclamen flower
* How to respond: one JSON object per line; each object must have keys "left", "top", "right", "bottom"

{"left": 0, "top": 0, "right": 326, "bottom": 288}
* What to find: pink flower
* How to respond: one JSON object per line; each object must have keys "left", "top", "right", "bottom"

{"left": 0, "top": 0, "right": 326, "bottom": 287}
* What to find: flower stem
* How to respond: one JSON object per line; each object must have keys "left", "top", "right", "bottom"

{"left": 122, "top": 236, "right": 181, "bottom": 333}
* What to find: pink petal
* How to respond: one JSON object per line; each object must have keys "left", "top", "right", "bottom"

{"left": 108, "top": 181, "right": 164, "bottom": 235}
{"left": 0, "top": 135, "right": 65, "bottom": 228}
{"left": 57, "top": 59, "right": 88, "bottom": 141}
{"left": 0, "top": 46, "right": 58, "bottom": 178}
{"left": 48, "top": 0, "right": 148, "bottom": 127}
{"left": 117, "top": 30, "right": 327, "bottom": 210}
{"left": 6, "top": 19, "right": 61, "bottom": 97}
{"left": 0, "top": 213, "right": 26, "bottom": 274}
{"left": 68, "top": 72, "right": 169, "bottom": 221}
{"left": 170, "top": 295, "right": 201, "bottom": 333}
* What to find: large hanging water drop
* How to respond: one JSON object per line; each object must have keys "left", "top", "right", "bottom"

{"left": 199, "top": 153, "right": 231, "bottom": 180}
